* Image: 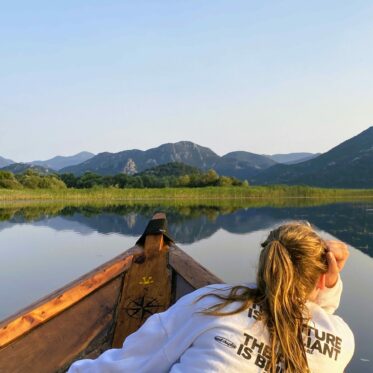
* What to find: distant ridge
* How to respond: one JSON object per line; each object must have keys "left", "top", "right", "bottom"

{"left": 30, "top": 151, "right": 95, "bottom": 171}
{"left": 0, "top": 156, "right": 14, "bottom": 168}
{"left": 215, "top": 151, "right": 277, "bottom": 179}
{"left": 253, "top": 127, "right": 373, "bottom": 188}
{"left": 1, "top": 163, "right": 56, "bottom": 175}
{"left": 266, "top": 153, "right": 321, "bottom": 165}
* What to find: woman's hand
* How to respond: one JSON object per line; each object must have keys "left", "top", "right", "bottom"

{"left": 324, "top": 240, "right": 350, "bottom": 288}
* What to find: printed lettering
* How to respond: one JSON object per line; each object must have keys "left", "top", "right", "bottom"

{"left": 334, "top": 348, "right": 341, "bottom": 361}
{"left": 253, "top": 309, "right": 261, "bottom": 320}
{"left": 322, "top": 343, "right": 334, "bottom": 359}
{"left": 243, "top": 333, "right": 254, "bottom": 346}
{"left": 241, "top": 347, "right": 253, "bottom": 360}
{"left": 255, "top": 354, "right": 266, "bottom": 368}
{"left": 237, "top": 344, "right": 244, "bottom": 356}
{"left": 237, "top": 344, "right": 253, "bottom": 360}
{"left": 315, "top": 329, "right": 326, "bottom": 341}
{"left": 306, "top": 325, "right": 315, "bottom": 336}
{"left": 247, "top": 304, "right": 263, "bottom": 321}
{"left": 214, "top": 336, "right": 237, "bottom": 349}
{"left": 263, "top": 344, "right": 271, "bottom": 359}
{"left": 335, "top": 336, "right": 342, "bottom": 350}
{"left": 252, "top": 338, "right": 264, "bottom": 354}
{"left": 301, "top": 324, "right": 343, "bottom": 362}
{"left": 237, "top": 329, "right": 342, "bottom": 367}
{"left": 310, "top": 339, "right": 323, "bottom": 354}
{"left": 326, "top": 333, "right": 336, "bottom": 346}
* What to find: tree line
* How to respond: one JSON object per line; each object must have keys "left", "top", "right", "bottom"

{"left": 0, "top": 169, "right": 249, "bottom": 190}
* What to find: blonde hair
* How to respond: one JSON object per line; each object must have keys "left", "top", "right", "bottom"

{"left": 201, "top": 221, "right": 328, "bottom": 372}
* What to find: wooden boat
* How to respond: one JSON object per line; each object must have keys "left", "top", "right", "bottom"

{"left": 0, "top": 213, "right": 222, "bottom": 373}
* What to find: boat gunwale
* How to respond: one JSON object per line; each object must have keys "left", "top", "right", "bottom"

{"left": 0, "top": 245, "right": 141, "bottom": 348}
{"left": 0, "top": 240, "right": 224, "bottom": 351}
{"left": 169, "top": 243, "right": 223, "bottom": 288}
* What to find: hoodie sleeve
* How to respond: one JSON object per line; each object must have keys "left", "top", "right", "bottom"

{"left": 314, "top": 275, "right": 343, "bottom": 314}
{"left": 67, "top": 313, "right": 172, "bottom": 373}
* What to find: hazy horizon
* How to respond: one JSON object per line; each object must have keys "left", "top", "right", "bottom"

{"left": 1, "top": 1, "right": 373, "bottom": 161}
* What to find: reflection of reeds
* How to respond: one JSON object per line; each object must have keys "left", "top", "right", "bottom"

{"left": 0, "top": 197, "right": 373, "bottom": 222}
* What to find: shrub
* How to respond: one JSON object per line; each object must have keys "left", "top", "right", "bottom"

{"left": 0, "top": 171, "right": 22, "bottom": 189}
{"left": 17, "top": 170, "right": 67, "bottom": 189}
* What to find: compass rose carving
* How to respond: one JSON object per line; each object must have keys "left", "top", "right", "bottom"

{"left": 125, "top": 296, "right": 161, "bottom": 320}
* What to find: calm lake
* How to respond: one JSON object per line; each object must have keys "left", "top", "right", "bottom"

{"left": 0, "top": 201, "right": 372, "bottom": 372}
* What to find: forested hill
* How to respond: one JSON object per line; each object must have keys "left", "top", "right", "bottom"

{"left": 252, "top": 127, "right": 373, "bottom": 188}
{"left": 138, "top": 162, "right": 202, "bottom": 177}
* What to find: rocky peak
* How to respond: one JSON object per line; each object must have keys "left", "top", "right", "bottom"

{"left": 123, "top": 159, "right": 137, "bottom": 175}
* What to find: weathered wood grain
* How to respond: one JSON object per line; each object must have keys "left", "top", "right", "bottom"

{"left": 169, "top": 244, "right": 223, "bottom": 289}
{"left": 0, "top": 277, "right": 122, "bottom": 373}
{"left": 0, "top": 246, "right": 139, "bottom": 348}
{"left": 112, "top": 213, "right": 172, "bottom": 347}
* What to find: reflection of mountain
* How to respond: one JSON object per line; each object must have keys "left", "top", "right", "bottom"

{"left": 0, "top": 203, "right": 371, "bottom": 257}
{"left": 216, "top": 209, "right": 279, "bottom": 234}
{"left": 32, "top": 217, "right": 95, "bottom": 235}
{"left": 265, "top": 204, "right": 373, "bottom": 256}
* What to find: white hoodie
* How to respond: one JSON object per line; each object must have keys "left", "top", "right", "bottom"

{"left": 68, "top": 277, "right": 354, "bottom": 372}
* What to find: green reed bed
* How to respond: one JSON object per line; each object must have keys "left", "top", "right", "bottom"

{"left": 1, "top": 186, "right": 373, "bottom": 223}
{"left": 1, "top": 185, "right": 373, "bottom": 202}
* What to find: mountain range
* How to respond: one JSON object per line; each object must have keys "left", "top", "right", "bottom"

{"left": 252, "top": 127, "right": 373, "bottom": 188}
{"left": 60, "top": 141, "right": 277, "bottom": 178}
{"left": 0, "top": 149, "right": 316, "bottom": 177}
{"left": 0, "top": 152, "right": 95, "bottom": 174}
{"left": 59, "top": 142, "right": 281, "bottom": 179}
{"left": 0, "top": 127, "right": 372, "bottom": 187}
{"left": 61, "top": 142, "right": 220, "bottom": 176}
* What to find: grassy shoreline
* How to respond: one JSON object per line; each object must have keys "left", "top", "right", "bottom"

{"left": 1, "top": 185, "right": 373, "bottom": 202}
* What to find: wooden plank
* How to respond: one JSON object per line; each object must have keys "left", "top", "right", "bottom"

{"left": 169, "top": 244, "right": 223, "bottom": 289}
{"left": 0, "top": 277, "right": 122, "bottom": 373}
{"left": 0, "top": 246, "right": 139, "bottom": 348}
{"left": 112, "top": 213, "right": 172, "bottom": 347}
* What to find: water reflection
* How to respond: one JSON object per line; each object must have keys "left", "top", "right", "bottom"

{"left": 0, "top": 202, "right": 371, "bottom": 256}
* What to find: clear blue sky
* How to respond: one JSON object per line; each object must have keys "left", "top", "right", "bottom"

{"left": 1, "top": 0, "right": 372, "bottom": 161}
